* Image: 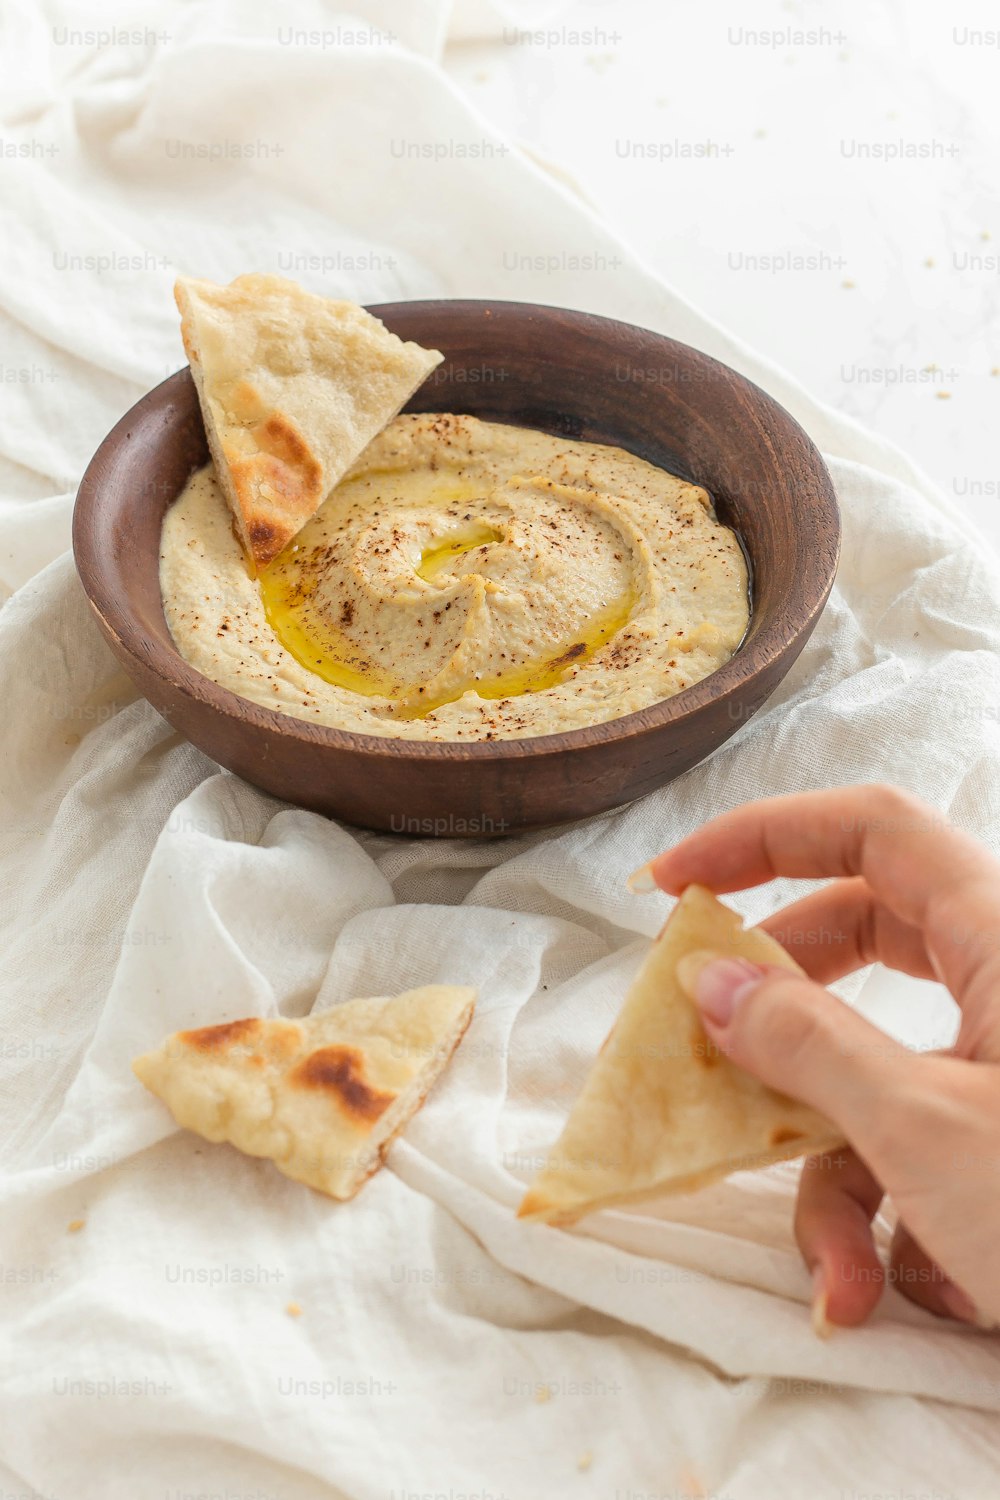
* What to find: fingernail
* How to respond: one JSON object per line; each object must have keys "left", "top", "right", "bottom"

{"left": 941, "top": 1281, "right": 999, "bottom": 1330}
{"left": 626, "top": 862, "right": 659, "bottom": 894}
{"left": 811, "top": 1264, "right": 833, "bottom": 1340}
{"left": 677, "top": 954, "right": 765, "bottom": 1027}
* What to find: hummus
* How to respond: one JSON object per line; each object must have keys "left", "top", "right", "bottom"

{"left": 160, "top": 413, "right": 749, "bottom": 741}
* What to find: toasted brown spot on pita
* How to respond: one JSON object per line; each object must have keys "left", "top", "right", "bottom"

{"left": 226, "top": 378, "right": 264, "bottom": 424}
{"left": 248, "top": 519, "right": 280, "bottom": 564}
{"left": 261, "top": 413, "right": 312, "bottom": 467}
{"left": 292, "top": 1045, "right": 395, "bottom": 1122}
{"left": 179, "top": 1018, "right": 262, "bottom": 1052}
{"left": 246, "top": 420, "right": 323, "bottom": 517}
{"left": 770, "top": 1126, "right": 804, "bottom": 1146}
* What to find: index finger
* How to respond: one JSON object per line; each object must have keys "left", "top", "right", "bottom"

{"left": 644, "top": 785, "right": 1000, "bottom": 1024}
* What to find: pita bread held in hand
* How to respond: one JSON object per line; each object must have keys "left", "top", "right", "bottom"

{"left": 133, "top": 985, "right": 474, "bottom": 1200}
{"left": 518, "top": 886, "right": 844, "bottom": 1224}
{"left": 175, "top": 273, "right": 443, "bottom": 568}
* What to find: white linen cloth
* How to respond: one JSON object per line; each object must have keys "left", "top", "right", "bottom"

{"left": 2, "top": 2, "right": 1000, "bottom": 1496}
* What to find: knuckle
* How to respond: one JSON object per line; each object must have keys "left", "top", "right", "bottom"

{"left": 861, "top": 1085, "right": 927, "bottom": 1168}
{"left": 740, "top": 978, "right": 833, "bottom": 1071}
{"left": 861, "top": 783, "right": 934, "bottom": 830}
{"left": 855, "top": 1057, "right": 943, "bottom": 1164}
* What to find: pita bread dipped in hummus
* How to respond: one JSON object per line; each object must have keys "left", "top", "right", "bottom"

{"left": 518, "top": 887, "right": 844, "bottom": 1224}
{"left": 174, "top": 273, "right": 443, "bottom": 568}
{"left": 133, "top": 985, "right": 475, "bottom": 1200}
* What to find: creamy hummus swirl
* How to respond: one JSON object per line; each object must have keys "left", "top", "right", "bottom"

{"left": 160, "top": 413, "right": 749, "bottom": 741}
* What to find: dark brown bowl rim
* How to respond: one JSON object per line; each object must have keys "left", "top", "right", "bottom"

{"left": 74, "top": 299, "right": 840, "bottom": 764}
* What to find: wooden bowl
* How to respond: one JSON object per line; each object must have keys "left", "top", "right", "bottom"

{"left": 73, "top": 300, "right": 839, "bottom": 836}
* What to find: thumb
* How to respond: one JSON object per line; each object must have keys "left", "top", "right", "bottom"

{"left": 676, "top": 951, "right": 913, "bottom": 1137}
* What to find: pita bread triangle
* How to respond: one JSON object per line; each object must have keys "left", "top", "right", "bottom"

{"left": 518, "top": 886, "right": 844, "bottom": 1224}
{"left": 174, "top": 273, "right": 443, "bottom": 569}
{"left": 133, "top": 984, "right": 474, "bottom": 1200}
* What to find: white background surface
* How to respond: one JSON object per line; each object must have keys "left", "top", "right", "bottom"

{"left": 3, "top": 3, "right": 1000, "bottom": 1494}
{"left": 448, "top": 0, "right": 1000, "bottom": 551}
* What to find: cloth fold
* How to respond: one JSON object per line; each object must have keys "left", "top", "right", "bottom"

{"left": 2, "top": 3, "right": 1000, "bottom": 1496}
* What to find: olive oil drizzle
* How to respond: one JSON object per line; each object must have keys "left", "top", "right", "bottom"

{"left": 395, "top": 593, "right": 636, "bottom": 718}
{"left": 257, "top": 519, "right": 635, "bottom": 718}
{"left": 415, "top": 521, "right": 505, "bottom": 582}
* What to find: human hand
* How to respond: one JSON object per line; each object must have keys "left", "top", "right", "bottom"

{"left": 632, "top": 785, "right": 1000, "bottom": 1331}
